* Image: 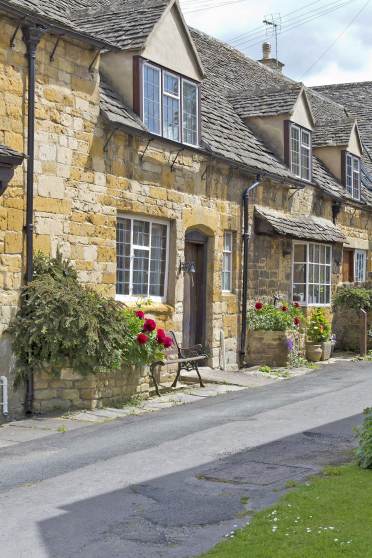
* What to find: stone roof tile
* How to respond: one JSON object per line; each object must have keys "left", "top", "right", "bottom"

{"left": 229, "top": 84, "right": 302, "bottom": 119}
{"left": 255, "top": 205, "right": 346, "bottom": 243}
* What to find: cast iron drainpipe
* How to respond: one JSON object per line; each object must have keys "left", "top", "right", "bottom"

{"left": 239, "top": 175, "right": 263, "bottom": 367}
{"left": 23, "top": 25, "right": 44, "bottom": 414}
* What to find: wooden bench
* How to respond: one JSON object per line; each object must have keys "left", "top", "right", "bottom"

{"left": 150, "top": 331, "right": 208, "bottom": 396}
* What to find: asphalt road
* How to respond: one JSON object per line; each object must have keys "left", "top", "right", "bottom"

{"left": 1, "top": 360, "right": 371, "bottom": 558}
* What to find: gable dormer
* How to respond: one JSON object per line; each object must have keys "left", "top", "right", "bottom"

{"left": 100, "top": 0, "right": 204, "bottom": 147}
{"left": 313, "top": 119, "right": 363, "bottom": 200}
{"left": 229, "top": 85, "right": 315, "bottom": 181}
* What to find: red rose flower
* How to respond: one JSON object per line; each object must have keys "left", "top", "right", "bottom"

{"left": 163, "top": 336, "right": 173, "bottom": 349}
{"left": 135, "top": 310, "right": 145, "bottom": 319}
{"left": 156, "top": 329, "right": 166, "bottom": 343}
{"left": 137, "top": 333, "right": 149, "bottom": 345}
{"left": 143, "top": 318, "right": 156, "bottom": 332}
{"left": 293, "top": 317, "right": 301, "bottom": 327}
{"left": 255, "top": 301, "right": 263, "bottom": 311}
{"left": 281, "top": 305, "right": 288, "bottom": 312}
{"left": 293, "top": 302, "right": 300, "bottom": 308}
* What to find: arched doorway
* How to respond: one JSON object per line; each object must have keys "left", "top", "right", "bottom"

{"left": 182, "top": 229, "right": 209, "bottom": 347}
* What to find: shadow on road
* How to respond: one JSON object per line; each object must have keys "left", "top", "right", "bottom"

{"left": 38, "top": 413, "right": 363, "bottom": 558}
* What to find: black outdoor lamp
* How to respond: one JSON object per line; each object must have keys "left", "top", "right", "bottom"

{"left": 179, "top": 261, "right": 196, "bottom": 274}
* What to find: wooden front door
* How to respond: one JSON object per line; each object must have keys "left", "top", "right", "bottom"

{"left": 182, "top": 235, "right": 207, "bottom": 347}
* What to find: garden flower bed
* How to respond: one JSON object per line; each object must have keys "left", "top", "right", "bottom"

{"left": 246, "top": 302, "right": 305, "bottom": 368}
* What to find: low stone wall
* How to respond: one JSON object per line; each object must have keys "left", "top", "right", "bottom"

{"left": 33, "top": 366, "right": 149, "bottom": 414}
{"left": 333, "top": 308, "right": 372, "bottom": 352}
{"left": 246, "top": 330, "right": 305, "bottom": 367}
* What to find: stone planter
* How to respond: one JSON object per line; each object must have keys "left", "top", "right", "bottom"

{"left": 306, "top": 343, "right": 323, "bottom": 362}
{"left": 33, "top": 365, "right": 149, "bottom": 414}
{"left": 246, "top": 330, "right": 305, "bottom": 367}
{"left": 321, "top": 341, "right": 333, "bottom": 361}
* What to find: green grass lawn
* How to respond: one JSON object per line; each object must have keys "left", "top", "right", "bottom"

{"left": 200, "top": 465, "right": 372, "bottom": 558}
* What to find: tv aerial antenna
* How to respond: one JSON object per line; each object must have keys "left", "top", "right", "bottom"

{"left": 263, "top": 14, "right": 282, "bottom": 68}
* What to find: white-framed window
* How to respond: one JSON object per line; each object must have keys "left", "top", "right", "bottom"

{"left": 142, "top": 61, "right": 199, "bottom": 147}
{"left": 355, "top": 250, "right": 367, "bottom": 283}
{"left": 222, "top": 231, "right": 233, "bottom": 292}
{"left": 163, "top": 71, "right": 180, "bottom": 142}
{"left": 116, "top": 215, "right": 169, "bottom": 302}
{"left": 143, "top": 63, "right": 161, "bottom": 135}
{"left": 290, "top": 124, "right": 312, "bottom": 181}
{"left": 293, "top": 242, "right": 332, "bottom": 306}
{"left": 182, "top": 79, "right": 198, "bottom": 147}
{"left": 346, "top": 153, "right": 361, "bottom": 200}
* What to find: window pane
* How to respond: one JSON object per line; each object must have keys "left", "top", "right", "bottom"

{"left": 222, "top": 232, "right": 233, "bottom": 291}
{"left": 346, "top": 155, "right": 353, "bottom": 195}
{"left": 290, "top": 125, "right": 300, "bottom": 176}
{"left": 163, "top": 95, "right": 180, "bottom": 141}
{"left": 320, "top": 245, "right": 326, "bottom": 264}
{"left": 294, "top": 244, "right": 306, "bottom": 262}
{"left": 143, "top": 65, "right": 161, "bottom": 134}
{"left": 164, "top": 72, "right": 179, "bottom": 96}
{"left": 150, "top": 223, "right": 167, "bottom": 297}
{"left": 116, "top": 219, "right": 131, "bottom": 295}
{"left": 293, "top": 263, "right": 306, "bottom": 283}
{"left": 132, "top": 249, "right": 149, "bottom": 296}
{"left": 224, "top": 232, "right": 233, "bottom": 252}
{"left": 133, "top": 220, "right": 150, "bottom": 247}
{"left": 326, "top": 246, "right": 331, "bottom": 264}
{"left": 183, "top": 81, "right": 198, "bottom": 146}
{"left": 293, "top": 284, "right": 306, "bottom": 304}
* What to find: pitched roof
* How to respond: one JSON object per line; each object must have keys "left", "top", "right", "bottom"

{"left": 0, "top": 0, "right": 111, "bottom": 46}
{"left": 313, "top": 118, "right": 357, "bottom": 148}
{"left": 100, "top": 79, "right": 146, "bottom": 132}
{"left": 73, "top": 0, "right": 171, "bottom": 51}
{"left": 254, "top": 205, "right": 346, "bottom": 244}
{"left": 313, "top": 82, "right": 372, "bottom": 152}
{"left": 0, "top": 144, "right": 24, "bottom": 166}
{"left": 228, "top": 84, "right": 303, "bottom": 119}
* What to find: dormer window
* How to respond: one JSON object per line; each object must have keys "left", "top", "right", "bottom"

{"left": 345, "top": 153, "right": 361, "bottom": 200}
{"left": 141, "top": 60, "right": 199, "bottom": 147}
{"left": 289, "top": 123, "right": 312, "bottom": 181}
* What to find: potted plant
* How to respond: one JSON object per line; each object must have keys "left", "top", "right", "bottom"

{"left": 306, "top": 308, "right": 332, "bottom": 361}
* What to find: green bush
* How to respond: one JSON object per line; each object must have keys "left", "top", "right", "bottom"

{"left": 307, "top": 308, "right": 331, "bottom": 342}
{"left": 247, "top": 301, "right": 303, "bottom": 332}
{"left": 356, "top": 408, "right": 372, "bottom": 469}
{"left": 8, "top": 253, "right": 170, "bottom": 384}
{"left": 333, "top": 286, "right": 372, "bottom": 311}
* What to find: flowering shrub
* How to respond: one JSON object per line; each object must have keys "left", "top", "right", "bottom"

{"left": 307, "top": 308, "right": 331, "bottom": 342}
{"left": 248, "top": 302, "right": 303, "bottom": 332}
{"left": 122, "top": 309, "right": 173, "bottom": 366}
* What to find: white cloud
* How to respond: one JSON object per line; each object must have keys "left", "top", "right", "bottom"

{"left": 304, "top": 54, "right": 372, "bottom": 86}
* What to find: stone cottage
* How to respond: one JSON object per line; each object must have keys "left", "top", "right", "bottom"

{"left": 0, "top": 0, "right": 371, "bottom": 418}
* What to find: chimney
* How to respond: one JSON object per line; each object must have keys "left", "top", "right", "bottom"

{"left": 258, "top": 42, "right": 285, "bottom": 73}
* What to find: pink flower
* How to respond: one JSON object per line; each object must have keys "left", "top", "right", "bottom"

{"left": 163, "top": 336, "right": 173, "bottom": 349}
{"left": 281, "top": 305, "right": 288, "bottom": 313}
{"left": 156, "top": 329, "right": 166, "bottom": 343}
{"left": 135, "top": 310, "right": 145, "bottom": 319}
{"left": 143, "top": 319, "right": 156, "bottom": 332}
{"left": 294, "top": 317, "right": 301, "bottom": 327}
{"left": 137, "top": 333, "right": 149, "bottom": 345}
{"left": 255, "top": 301, "right": 263, "bottom": 311}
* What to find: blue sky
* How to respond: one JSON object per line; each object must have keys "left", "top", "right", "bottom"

{"left": 180, "top": 0, "right": 372, "bottom": 86}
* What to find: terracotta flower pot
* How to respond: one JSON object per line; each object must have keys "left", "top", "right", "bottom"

{"left": 306, "top": 343, "right": 323, "bottom": 362}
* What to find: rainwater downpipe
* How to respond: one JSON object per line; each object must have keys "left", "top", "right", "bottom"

{"left": 240, "top": 175, "right": 263, "bottom": 367}
{"left": 23, "top": 25, "right": 44, "bottom": 414}
{"left": 0, "top": 376, "right": 8, "bottom": 417}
